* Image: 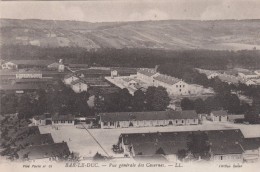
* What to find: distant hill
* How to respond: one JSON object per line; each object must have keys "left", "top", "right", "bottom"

{"left": 1, "top": 19, "right": 260, "bottom": 50}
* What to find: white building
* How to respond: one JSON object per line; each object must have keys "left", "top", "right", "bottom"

{"left": 111, "top": 70, "right": 118, "bottom": 78}
{"left": 16, "top": 72, "right": 42, "bottom": 79}
{"left": 153, "top": 74, "right": 190, "bottom": 95}
{"left": 210, "top": 110, "right": 228, "bottom": 122}
{"left": 136, "top": 68, "right": 158, "bottom": 84}
{"left": 1, "top": 61, "right": 18, "bottom": 69}
{"left": 63, "top": 74, "right": 80, "bottom": 85}
{"left": 99, "top": 110, "right": 199, "bottom": 129}
{"left": 31, "top": 115, "right": 47, "bottom": 126}
{"left": 195, "top": 68, "right": 219, "bottom": 79}
{"left": 71, "top": 79, "right": 88, "bottom": 93}
{"left": 51, "top": 114, "right": 75, "bottom": 125}
{"left": 238, "top": 71, "right": 259, "bottom": 79}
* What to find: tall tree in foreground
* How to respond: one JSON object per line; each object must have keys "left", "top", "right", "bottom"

{"left": 145, "top": 86, "right": 170, "bottom": 111}
{"left": 181, "top": 98, "right": 194, "bottom": 110}
{"left": 187, "top": 132, "right": 210, "bottom": 160}
{"left": 132, "top": 89, "right": 146, "bottom": 111}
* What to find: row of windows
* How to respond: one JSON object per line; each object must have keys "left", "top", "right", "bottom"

{"left": 53, "top": 120, "right": 73, "bottom": 124}
{"left": 176, "top": 85, "right": 185, "bottom": 88}
{"left": 103, "top": 119, "right": 197, "bottom": 126}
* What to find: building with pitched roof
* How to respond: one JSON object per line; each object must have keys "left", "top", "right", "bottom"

{"left": 63, "top": 74, "right": 79, "bottom": 85}
{"left": 118, "top": 129, "right": 246, "bottom": 162}
{"left": 195, "top": 68, "right": 219, "bottom": 79}
{"left": 14, "top": 133, "right": 54, "bottom": 148}
{"left": 70, "top": 79, "right": 88, "bottom": 93}
{"left": 1, "top": 60, "right": 56, "bottom": 70}
{"left": 153, "top": 74, "right": 190, "bottom": 95}
{"left": 99, "top": 110, "right": 199, "bottom": 129}
{"left": 241, "top": 137, "right": 260, "bottom": 162}
{"left": 238, "top": 71, "right": 259, "bottom": 79}
{"left": 17, "top": 142, "right": 70, "bottom": 162}
{"left": 137, "top": 68, "right": 158, "bottom": 83}
{"left": 210, "top": 110, "right": 228, "bottom": 122}
{"left": 52, "top": 114, "right": 75, "bottom": 125}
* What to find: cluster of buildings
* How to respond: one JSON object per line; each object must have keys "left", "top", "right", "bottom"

{"left": 99, "top": 110, "right": 199, "bottom": 129}
{"left": 196, "top": 68, "right": 260, "bottom": 86}
{"left": 0, "top": 60, "right": 66, "bottom": 93}
{"left": 1, "top": 60, "right": 65, "bottom": 72}
{"left": 63, "top": 71, "right": 112, "bottom": 93}
{"left": 117, "top": 129, "right": 260, "bottom": 163}
{"left": 10, "top": 126, "right": 71, "bottom": 162}
{"left": 107, "top": 68, "right": 214, "bottom": 96}
{"left": 31, "top": 110, "right": 242, "bottom": 129}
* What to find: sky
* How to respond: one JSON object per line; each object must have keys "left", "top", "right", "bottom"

{"left": 0, "top": 0, "right": 260, "bottom": 22}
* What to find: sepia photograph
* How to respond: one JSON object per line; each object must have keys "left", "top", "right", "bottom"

{"left": 0, "top": 0, "right": 260, "bottom": 172}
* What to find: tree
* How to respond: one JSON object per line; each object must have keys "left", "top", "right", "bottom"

{"left": 145, "top": 86, "right": 157, "bottom": 110}
{"left": 187, "top": 132, "right": 210, "bottom": 160}
{"left": 145, "top": 86, "right": 170, "bottom": 111}
{"left": 181, "top": 98, "right": 194, "bottom": 110}
{"left": 193, "top": 98, "right": 206, "bottom": 114}
{"left": 35, "top": 89, "right": 48, "bottom": 115}
{"left": 17, "top": 94, "right": 33, "bottom": 119}
{"left": 177, "top": 149, "right": 188, "bottom": 161}
{"left": 75, "top": 91, "right": 91, "bottom": 116}
{"left": 132, "top": 89, "right": 146, "bottom": 111}
{"left": 118, "top": 88, "right": 132, "bottom": 111}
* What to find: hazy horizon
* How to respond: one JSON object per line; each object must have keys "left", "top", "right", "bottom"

{"left": 1, "top": 0, "right": 260, "bottom": 22}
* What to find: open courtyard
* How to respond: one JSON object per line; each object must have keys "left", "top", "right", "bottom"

{"left": 39, "top": 121, "right": 260, "bottom": 160}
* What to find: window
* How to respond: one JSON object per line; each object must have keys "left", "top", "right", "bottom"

{"left": 183, "top": 85, "right": 185, "bottom": 88}
{"left": 179, "top": 89, "right": 181, "bottom": 92}
{"left": 182, "top": 120, "right": 184, "bottom": 123}
{"left": 110, "top": 122, "right": 114, "bottom": 126}
{"left": 103, "top": 122, "right": 108, "bottom": 126}
{"left": 194, "top": 119, "right": 196, "bottom": 123}
{"left": 176, "top": 85, "right": 178, "bottom": 88}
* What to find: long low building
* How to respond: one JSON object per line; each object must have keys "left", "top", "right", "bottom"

{"left": 117, "top": 129, "right": 260, "bottom": 162}
{"left": 99, "top": 110, "right": 199, "bottom": 129}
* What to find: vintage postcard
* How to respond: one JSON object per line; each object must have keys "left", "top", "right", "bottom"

{"left": 0, "top": 0, "right": 260, "bottom": 172}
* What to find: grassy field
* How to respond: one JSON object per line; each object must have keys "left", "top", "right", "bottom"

{"left": 2, "top": 19, "right": 260, "bottom": 50}
{"left": 39, "top": 121, "right": 260, "bottom": 159}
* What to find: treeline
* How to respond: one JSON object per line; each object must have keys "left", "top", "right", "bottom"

{"left": 0, "top": 81, "right": 93, "bottom": 118}
{"left": 95, "top": 86, "right": 170, "bottom": 113}
{"left": 158, "top": 63, "right": 260, "bottom": 98}
{"left": 2, "top": 45, "right": 260, "bottom": 69}
{"left": 181, "top": 78, "right": 260, "bottom": 115}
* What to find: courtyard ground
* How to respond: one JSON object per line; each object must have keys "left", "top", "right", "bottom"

{"left": 39, "top": 121, "right": 260, "bottom": 159}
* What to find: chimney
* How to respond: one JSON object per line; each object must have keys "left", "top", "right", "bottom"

{"left": 155, "top": 65, "right": 159, "bottom": 72}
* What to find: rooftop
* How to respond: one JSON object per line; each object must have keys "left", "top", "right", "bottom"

{"left": 153, "top": 74, "right": 181, "bottom": 85}
{"left": 70, "top": 78, "right": 87, "bottom": 85}
{"left": 52, "top": 114, "right": 75, "bottom": 121}
{"left": 7, "top": 60, "right": 55, "bottom": 66}
{"left": 241, "top": 137, "right": 260, "bottom": 150}
{"left": 137, "top": 68, "right": 157, "bottom": 77}
{"left": 17, "top": 142, "right": 70, "bottom": 160}
{"left": 211, "top": 110, "right": 228, "bottom": 116}
{"left": 14, "top": 133, "right": 54, "bottom": 147}
{"left": 120, "top": 129, "right": 245, "bottom": 156}
{"left": 100, "top": 110, "right": 198, "bottom": 122}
